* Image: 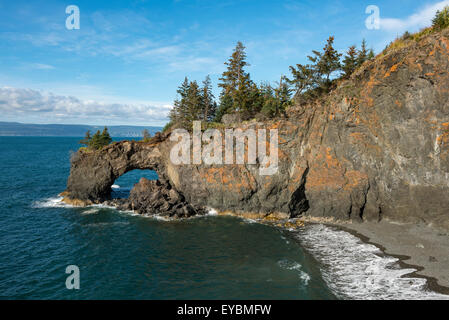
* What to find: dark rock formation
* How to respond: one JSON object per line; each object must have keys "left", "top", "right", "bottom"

{"left": 65, "top": 29, "right": 449, "bottom": 228}
{"left": 66, "top": 137, "right": 208, "bottom": 217}
{"left": 108, "top": 178, "right": 205, "bottom": 218}
{"left": 67, "top": 139, "right": 164, "bottom": 202}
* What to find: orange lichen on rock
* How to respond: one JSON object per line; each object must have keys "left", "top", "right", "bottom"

{"left": 384, "top": 63, "right": 400, "bottom": 78}
{"left": 343, "top": 170, "right": 369, "bottom": 191}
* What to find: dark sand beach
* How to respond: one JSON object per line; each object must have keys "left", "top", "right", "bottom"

{"left": 335, "top": 220, "right": 449, "bottom": 293}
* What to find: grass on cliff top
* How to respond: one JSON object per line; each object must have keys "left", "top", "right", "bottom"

{"left": 379, "top": 7, "right": 449, "bottom": 59}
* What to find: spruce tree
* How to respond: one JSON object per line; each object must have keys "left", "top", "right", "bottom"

{"left": 317, "top": 36, "right": 342, "bottom": 86}
{"left": 218, "top": 41, "right": 254, "bottom": 117}
{"left": 260, "top": 83, "right": 277, "bottom": 118}
{"left": 367, "top": 48, "right": 375, "bottom": 60}
{"left": 100, "top": 127, "right": 112, "bottom": 147}
{"left": 200, "top": 75, "right": 216, "bottom": 122}
{"left": 215, "top": 94, "right": 234, "bottom": 122}
{"left": 89, "top": 130, "right": 102, "bottom": 150}
{"left": 357, "top": 39, "right": 369, "bottom": 66}
{"left": 432, "top": 6, "right": 449, "bottom": 30}
{"left": 185, "top": 80, "right": 203, "bottom": 123}
{"left": 342, "top": 45, "right": 358, "bottom": 79}
{"left": 169, "top": 77, "right": 190, "bottom": 125}
{"left": 80, "top": 130, "right": 91, "bottom": 147}
{"left": 287, "top": 63, "right": 317, "bottom": 97}
{"left": 275, "top": 76, "right": 292, "bottom": 115}
{"left": 304, "top": 36, "right": 341, "bottom": 90}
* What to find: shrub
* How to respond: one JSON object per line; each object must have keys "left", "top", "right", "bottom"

{"left": 412, "top": 27, "right": 434, "bottom": 42}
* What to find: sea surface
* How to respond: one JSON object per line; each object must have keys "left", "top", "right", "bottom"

{"left": 0, "top": 137, "right": 447, "bottom": 300}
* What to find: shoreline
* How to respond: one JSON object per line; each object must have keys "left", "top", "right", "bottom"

{"left": 54, "top": 195, "right": 449, "bottom": 297}
{"left": 330, "top": 220, "right": 449, "bottom": 295}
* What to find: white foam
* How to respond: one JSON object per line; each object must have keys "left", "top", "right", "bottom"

{"left": 207, "top": 208, "right": 219, "bottom": 216}
{"left": 296, "top": 224, "right": 449, "bottom": 300}
{"left": 81, "top": 208, "right": 100, "bottom": 215}
{"left": 278, "top": 259, "right": 311, "bottom": 285}
{"left": 111, "top": 185, "right": 120, "bottom": 189}
{"left": 32, "top": 197, "right": 73, "bottom": 208}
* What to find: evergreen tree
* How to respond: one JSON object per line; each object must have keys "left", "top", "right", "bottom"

{"left": 218, "top": 41, "right": 254, "bottom": 116}
{"left": 89, "top": 130, "right": 103, "bottom": 150}
{"left": 287, "top": 63, "right": 318, "bottom": 97}
{"left": 342, "top": 45, "right": 358, "bottom": 79}
{"left": 305, "top": 36, "right": 342, "bottom": 90}
{"left": 215, "top": 94, "right": 234, "bottom": 122}
{"left": 432, "top": 6, "right": 449, "bottom": 30}
{"left": 317, "top": 36, "right": 342, "bottom": 86}
{"left": 100, "top": 127, "right": 112, "bottom": 146}
{"left": 367, "top": 48, "right": 375, "bottom": 60}
{"left": 200, "top": 75, "right": 216, "bottom": 122}
{"left": 185, "top": 80, "right": 203, "bottom": 123}
{"left": 80, "top": 130, "right": 91, "bottom": 147}
{"left": 218, "top": 41, "right": 249, "bottom": 97}
{"left": 275, "top": 76, "right": 292, "bottom": 115}
{"left": 259, "top": 77, "right": 292, "bottom": 118}
{"left": 260, "top": 83, "right": 277, "bottom": 118}
{"left": 357, "top": 39, "right": 369, "bottom": 66}
{"left": 169, "top": 77, "right": 190, "bottom": 124}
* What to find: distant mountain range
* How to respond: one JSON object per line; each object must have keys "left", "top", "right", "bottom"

{"left": 0, "top": 122, "right": 163, "bottom": 137}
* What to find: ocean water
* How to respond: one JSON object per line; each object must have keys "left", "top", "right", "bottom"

{"left": 0, "top": 137, "right": 447, "bottom": 300}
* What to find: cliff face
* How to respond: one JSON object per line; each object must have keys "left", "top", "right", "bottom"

{"left": 66, "top": 30, "right": 449, "bottom": 228}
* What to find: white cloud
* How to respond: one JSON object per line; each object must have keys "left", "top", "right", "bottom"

{"left": 380, "top": 0, "right": 449, "bottom": 33}
{"left": 0, "top": 87, "right": 171, "bottom": 126}
{"left": 30, "top": 63, "right": 55, "bottom": 70}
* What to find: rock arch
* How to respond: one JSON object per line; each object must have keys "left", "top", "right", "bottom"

{"left": 66, "top": 140, "right": 165, "bottom": 203}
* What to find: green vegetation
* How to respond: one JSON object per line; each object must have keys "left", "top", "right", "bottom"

{"left": 433, "top": 6, "right": 449, "bottom": 30}
{"left": 381, "top": 7, "right": 449, "bottom": 57}
{"left": 217, "top": 41, "right": 256, "bottom": 120}
{"left": 168, "top": 76, "right": 218, "bottom": 130}
{"left": 79, "top": 127, "right": 112, "bottom": 150}
{"left": 287, "top": 37, "right": 373, "bottom": 103}
{"left": 169, "top": 41, "right": 296, "bottom": 130}
{"left": 168, "top": 38, "right": 375, "bottom": 130}
{"left": 162, "top": 121, "right": 174, "bottom": 133}
{"left": 167, "top": 8, "right": 448, "bottom": 130}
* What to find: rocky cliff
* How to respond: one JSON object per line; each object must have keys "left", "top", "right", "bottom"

{"left": 64, "top": 29, "right": 449, "bottom": 229}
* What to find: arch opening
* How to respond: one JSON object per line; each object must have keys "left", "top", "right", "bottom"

{"left": 111, "top": 169, "right": 159, "bottom": 199}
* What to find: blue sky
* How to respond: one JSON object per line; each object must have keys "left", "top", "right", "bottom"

{"left": 1, "top": 0, "right": 448, "bottom": 126}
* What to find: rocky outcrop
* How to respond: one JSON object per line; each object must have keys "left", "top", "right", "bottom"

{"left": 67, "top": 138, "right": 163, "bottom": 202}
{"left": 65, "top": 29, "right": 449, "bottom": 228}
{"left": 105, "top": 178, "right": 205, "bottom": 218}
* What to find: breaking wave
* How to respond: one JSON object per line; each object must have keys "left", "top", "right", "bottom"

{"left": 32, "top": 197, "right": 72, "bottom": 208}
{"left": 295, "top": 224, "right": 449, "bottom": 300}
